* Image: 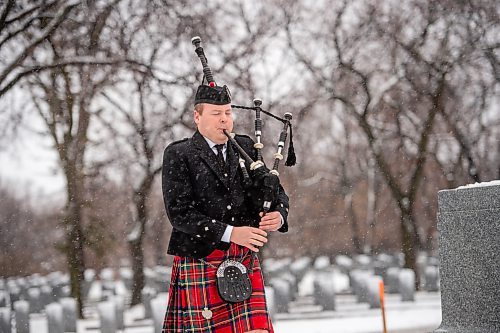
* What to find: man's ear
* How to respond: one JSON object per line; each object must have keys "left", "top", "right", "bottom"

{"left": 194, "top": 110, "right": 200, "bottom": 124}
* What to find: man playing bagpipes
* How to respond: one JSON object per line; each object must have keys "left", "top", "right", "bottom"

{"left": 161, "top": 37, "right": 294, "bottom": 333}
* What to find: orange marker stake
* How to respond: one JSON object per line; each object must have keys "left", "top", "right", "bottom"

{"left": 379, "top": 280, "right": 388, "bottom": 333}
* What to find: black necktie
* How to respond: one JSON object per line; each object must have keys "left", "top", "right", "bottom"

{"left": 215, "top": 144, "right": 226, "bottom": 170}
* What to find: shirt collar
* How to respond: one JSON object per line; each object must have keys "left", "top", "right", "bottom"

{"left": 203, "top": 136, "right": 226, "bottom": 150}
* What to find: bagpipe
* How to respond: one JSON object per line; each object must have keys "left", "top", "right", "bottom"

{"left": 191, "top": 36, "right": 295, "bottom": 210}
{"left": 191, "top": 36, "right": 296, "bottom": 272}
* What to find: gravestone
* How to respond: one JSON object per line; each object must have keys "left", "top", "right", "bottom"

{"left": 14, "top": 300, "right": 30, "bottom": 333}
{"left": 398, "top": 269, "right": 415, "bottom": 302}
{"left": 0, "top": 307, "right": 11, "bottom": 333}
{"left": 423, "top": 266, "right": 440, "bottom": 292}
{"left": 433, "top": 182, "right": 500, "bottom": 333}
{"left": 153, "top": 266, "right": 171, "bottom": 292}
{"left": 83, "top": 269, "right": 95, "bottom": 300}
{"left": 46, "top": 303, "right": 64, "bottom": 333}
{"left": 151, "top": 293, "right": 168, "bottom": 333}
{"left": 385, "top": 267, "right": 400, "bottom": 294}
{"left": 366, "top": 276, "right": 383, "bottom": 309}
{"left": 60, "top": 297, "right": 77, "bottom": 332}
{"left": 350, "top": 270, "right": 371, "bottom": 303}
{"left": 335, "top": 255, "right": 353, "bottom": 274}
{"left": 40, "top": 285, "right": 53, "bottom": 309}
{"left": 27, "top": 287, "right": 42, "bottom": 313}
{"left": 100, "top": 268, "right": 116, "bottom": 295}
{"left": 110, "top": 295, "right": 125, "bottom": 330}
{"left": 142, "top": 287, "right": 157, "bottom": 319}
{"left": 119, "top": 267, "right": 133, "bottom": 291}
{"left": 313, "top": 270, "right": 336, "bottom": 310}
{"left": 97, "top": 301, "right": 117, "bottom": 333}
{"left": 268, "top": 278, "right": 290, "bottom": 313}
{"left": 290, "top": 257, "right": 312, "bottom": 282}
{"left": 264, "top": 286, "right": 276, "bottom": 316}
{"left": 0, "top": 291, "right": 10, "bottom": 308}
{"left": 313, "top": 256, "right": 330, "bottom": 270}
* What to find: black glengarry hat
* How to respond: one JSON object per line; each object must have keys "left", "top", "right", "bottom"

{"left": 194, "top": 84, "right": 232, "bottom": 106}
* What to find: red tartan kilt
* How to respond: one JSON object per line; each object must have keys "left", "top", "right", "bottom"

{"left": 162, "top": 243, "right": 274, "bottom": 333}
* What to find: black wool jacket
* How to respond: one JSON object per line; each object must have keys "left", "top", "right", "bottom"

{"left": 162, "top": 130, "right": 289, "bottom": 259}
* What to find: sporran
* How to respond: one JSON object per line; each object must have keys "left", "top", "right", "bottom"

{"left": 216, "top": 259, "right": 252, "bottom": 303}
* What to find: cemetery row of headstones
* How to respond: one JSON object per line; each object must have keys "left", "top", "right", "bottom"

{"left": 0, "top": 252, "right": 439, "bottom": 331}
{"left": 261, "top": 252, "right": 440, "bottom": 314}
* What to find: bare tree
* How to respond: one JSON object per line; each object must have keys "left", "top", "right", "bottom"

{"left": 281, "top": 0, "right": 499, "bottom": 284}
{"left": 23, "top": 0, "right": 133, "bottom": 316}
{"left": 0, "top": 1, "right": 82, "bottom": 96}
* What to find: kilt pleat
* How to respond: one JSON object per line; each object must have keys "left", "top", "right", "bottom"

{"left": 162, "top": 243, "right": 274, "bottom": 333}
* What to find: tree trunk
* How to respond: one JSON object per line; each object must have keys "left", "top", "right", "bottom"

{"left": 345, "top": 192, "right": 363, "bottom": 253}
{"left": 129, "top": 191, "right": 148, "bottom": 306}
{"left": 129, "top": 234, "right": 145, "bottom": 306}
{"left": 400, "top": 210, "right": 421, "bottom": 290}
{"left": 64, "top": 166, "right": 86, "bottom": 318}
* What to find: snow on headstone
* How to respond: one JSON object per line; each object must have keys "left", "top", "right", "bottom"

{"left": 151, "top": 293, "right": 169, "bottom": 333}
{"left": 290, "top": 257, "right": 312, "bottom": 281}
{"left": 27, "top": 287, "right": 42, "bottom": 313}
{"left": 374, "top": 253, "right": 393, "bottom": 279}
{"left": 114, "top": 280, "right": 127, "bottom": 297}
{"left": 262, "top": 258, "right": 291, "bottom": 279}
{"left": 313, "top": 256, "right": 331, "bottom": 270}
{"left": 268, "top": 278, "right": 290, "bottom": 313}
{"left": 354, "top": 254, "right": 372, "bottom": 269}
{"left": 14, "top": 300, "right": 30, "bottom": 333}
{"left": 142, "top": 287, "right": 157, "bottom": 319}
{"left": 100, "top": 268, "right": 116, "bottom": 295}
{"left": 97, "top": 301, "right": 117, "bottom": 333}
{"left": 60, "top": 297, "right": 77, "bottom": 332}
{"left": 40, "top": 285, "right": 53, "bottom": 309}
{"left": 28, "top": 274, "right": 43, "bottom": 288}
{"left": 118, "top": 267, "right": 133, "bottom": 291}
{"left": 313, "top": 270, "right": 336, "bottom": 310}
{"left": 0, "top": 307, "right": 11, "bottom": 333}
{"left": 46, "top": 302, "right": 64, "bottom": 333}
{"left": 366, "top": 276, "right": 383, "bottom": 309}
{"left": 398, "top": 269, "right": 415, "bottom": 302}
{"left": 87, "top": 279, "right": 103, "bottom": 302}
{"left": 83, "top": 269, "right": 95, "bottom": 300}
{"left": 153, "top": 266, "right": 171, "bottom": 292}
{"left": 335, "top": 255, "right": 353, "bottom": 273}
{"left": 385, "top": 267, "right": 400, "bottom": 294}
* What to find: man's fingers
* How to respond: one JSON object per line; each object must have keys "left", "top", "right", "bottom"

{"left": 247, "top": 244, "right": 259, "bottom": 252}
{"left": 251, "top": 234, "right": 268, "bottom": 244}
{"left": 250, "top": 239, "right": 265, "bottom": 247}
{"left": 251, "top": 228, "right": 267, "bottom": 237}
{"left": 259, "top": 220, "right": 276, "bottom": 226}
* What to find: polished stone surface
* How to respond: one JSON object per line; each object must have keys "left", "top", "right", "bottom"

{"left": 433, "top": 183, "right": 500, "bottom": 333}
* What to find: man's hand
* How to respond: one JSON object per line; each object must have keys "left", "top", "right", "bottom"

{"left": 259, "top": 211, "right": 282, "bottom": 232}
{"left": 230, "top": 226, "right": 268, "bottom": 252}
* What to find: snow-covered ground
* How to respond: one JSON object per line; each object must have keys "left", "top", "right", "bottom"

{"left": 28, "top": 291, "right": 441, "bottom": 333}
